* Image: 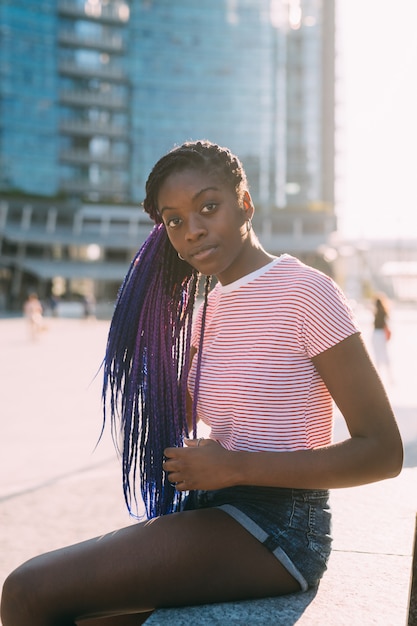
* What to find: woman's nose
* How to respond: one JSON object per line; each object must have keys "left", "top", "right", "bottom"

{"left": 185, "top": 215, "right": 206, "bottom": 240}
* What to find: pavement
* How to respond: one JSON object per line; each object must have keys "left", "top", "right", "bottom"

{"left": 1, "top": 304, "right": 417, "bottom": 624}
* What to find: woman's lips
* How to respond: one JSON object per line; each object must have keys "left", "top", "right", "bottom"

{"left": 190, "top": 245, "right": 217, "bottom": 262}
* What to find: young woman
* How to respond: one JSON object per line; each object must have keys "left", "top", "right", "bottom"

{"left": 1, "top": 141, "right": 403, "bottom": 626}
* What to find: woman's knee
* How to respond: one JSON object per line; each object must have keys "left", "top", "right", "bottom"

{"left": 1, "top": 556, "right": 63, "bottom": 625}
{"left": 1, "top": 562, "right": 38, "bottom": 624}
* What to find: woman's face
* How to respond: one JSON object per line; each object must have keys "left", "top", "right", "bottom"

{"left": 157, "top": 167, "right": 253, "bottom": 285}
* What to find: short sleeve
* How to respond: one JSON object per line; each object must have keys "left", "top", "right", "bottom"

{"left": 299, "top": 271, "right": 360, "bottom": 358}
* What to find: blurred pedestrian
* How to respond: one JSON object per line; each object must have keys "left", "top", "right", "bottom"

{"left": 46, "top": 294, "right": 59, "bottom": 318}
{"left": 23, "top": 292, "right": 44, "bottom": 340}
{"left": 372, "top": 294, "right": 392, "bottom": 382}
{"left": 82, "top": 293, "right": 96, "bottom": 320}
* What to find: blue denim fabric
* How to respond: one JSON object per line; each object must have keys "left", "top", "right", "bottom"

{"left": 182, "top": 486, "right": 332, "bottom": 590}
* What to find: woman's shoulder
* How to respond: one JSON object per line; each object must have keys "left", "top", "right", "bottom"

{"left": 273, "top": 255, "right": 354, "bottom": 318}
{"left": 275, "top": 254, "right": 335, "bottom": 290}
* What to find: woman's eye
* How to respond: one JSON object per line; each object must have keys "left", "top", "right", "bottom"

{"left": 166, "top": 217, "right": 182, "bottom": 229}
{"left": 201, "top": 203, "right": 217, "bottom": 214}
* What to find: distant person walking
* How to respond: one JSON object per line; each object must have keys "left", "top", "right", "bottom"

{"left": 372, "top": 295, "right": 392, "bottom": 381}
{"left": 23, "top": 292, "right": 44, "bottom": 340}
{"left": 82, "top": 293, "right": 96, "bottom": 320}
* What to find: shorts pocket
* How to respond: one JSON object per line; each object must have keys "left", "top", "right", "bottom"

{"left": 289, "top": 493, "right": 332, "bottom": 564}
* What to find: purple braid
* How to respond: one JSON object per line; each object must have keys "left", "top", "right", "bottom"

{"left": 102, "top": 140, "right": 247, "bottom": 519}
{"left": 102, "top": 225, "right": 200, "bottom": 518}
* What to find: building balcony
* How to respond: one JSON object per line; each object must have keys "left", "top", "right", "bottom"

{"left": 59, "top": 60, "right": 128, "bottom": 84}
{"left": 60, "top": 119, "right": 129, "bottom": 139}
{"left": 1, "top": 221, "right": 149, "bottom": 250}
{"left": 59, "top": 90, "right": 128, "bottom": 111}
{"left": 0, "top": 202, "right": 152, "bottom": 250}
{"left": 59, "top": 178, "right": 129, "bottom": 196}
{"left": 11, "top": 257, "right": 132, "bottom": 282}
{"left": 253, "top": 211, "right": 337, "bottom": 255}
{"left": 60, "top": 149, "right": 128, "bottom": 167}
{"left": 58, "top": 30, "right": 125, "bottom": 54}
{"left": 58, "top": 1, "right": 130, "bottom": 25}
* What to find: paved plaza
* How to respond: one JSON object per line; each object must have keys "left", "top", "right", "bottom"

{"left": 0, "top": 303, "right": 416, "bottom": 624}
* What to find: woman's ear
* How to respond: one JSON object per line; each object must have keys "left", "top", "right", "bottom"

{"left": 242, "top": 191, "right": 254, "bottom": 219}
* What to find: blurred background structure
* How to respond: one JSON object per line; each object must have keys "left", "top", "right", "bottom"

{"left": 0, "top": 0, "right": 415, "bottom": 314}
{"left": 0, "top": 0, "right": 336, "bottom": 311}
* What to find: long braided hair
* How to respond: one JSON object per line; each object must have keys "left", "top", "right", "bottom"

{"left": 102, "top": 140, "right": 248, "bottom": 519}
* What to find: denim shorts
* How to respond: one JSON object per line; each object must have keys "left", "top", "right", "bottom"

{"left": 182, "top": 485, "right": 332, "bottom": 590}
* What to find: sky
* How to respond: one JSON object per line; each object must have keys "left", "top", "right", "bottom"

{"left": 335, "top": 0, "right": 417, "bottom": 239}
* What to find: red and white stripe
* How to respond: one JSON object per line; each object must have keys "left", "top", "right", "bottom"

{"left": 189, "top": 255, "right": 359, "bottom": 452}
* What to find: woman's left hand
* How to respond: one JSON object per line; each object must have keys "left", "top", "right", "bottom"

{"left": 163, "top": 438, "right": 237, "bottom": 491}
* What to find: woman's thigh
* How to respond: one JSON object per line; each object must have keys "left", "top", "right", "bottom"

{"left": 1, "top": 508, "right": 299, "bottom": 624}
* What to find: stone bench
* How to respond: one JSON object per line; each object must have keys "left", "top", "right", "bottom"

{"left": 144, "top": 469, "right": 417, "bottom": 625}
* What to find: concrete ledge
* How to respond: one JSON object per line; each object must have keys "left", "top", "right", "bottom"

{"left": 144, "top": 552, "right": 410, "bottom": 625}
{"left": 145, "top": 468, "right": 417, "bottom": 626}
{"left": 144, "top": 592, "right": 318, "bottom": 625}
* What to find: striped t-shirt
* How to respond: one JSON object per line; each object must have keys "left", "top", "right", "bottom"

{"left": 189, "top": 254, "right": 360, "bottom": 452}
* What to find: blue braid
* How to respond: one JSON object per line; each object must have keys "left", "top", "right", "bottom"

{"left": 102, "top": 224, "right": 200, "bottom": 518}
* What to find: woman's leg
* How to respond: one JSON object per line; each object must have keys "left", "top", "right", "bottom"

{"left": 1, "top": 508, "right": 300, "bottom": 626}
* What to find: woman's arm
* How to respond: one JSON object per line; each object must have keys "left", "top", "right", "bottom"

{"left": 165, "top": 334, "right": 403, "bottom": 491}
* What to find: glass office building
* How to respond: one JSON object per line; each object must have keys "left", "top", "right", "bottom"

{"left": 0, "top": 0, "right": 336, "bottom": 308}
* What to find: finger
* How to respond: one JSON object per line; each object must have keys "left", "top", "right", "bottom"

{"left": 174, "top": 480, "right": 188, "bottom": 492}
{"left": 163, "top": 446, "right": 185, "bottom": 460}
{"left": 162, "top": 455, "right": 178, "bottom": 479}
{"left": 184, "top": 438, "right": 197, "bottom": 448}
{"left": 162, "top": 458, "right": 179, "bottom": 475}
{"left": 184, "top": 437, "right": 205, "bottom": 448}
{"left": 165, "top": 469, "right": 179, "bottom": 485}
{"left": 163, "top": 446, "right": 177, "bottom": 458}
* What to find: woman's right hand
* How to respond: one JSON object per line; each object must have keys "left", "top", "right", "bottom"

{"left": 163, "top": 438, "right": 240, "bottom": 492}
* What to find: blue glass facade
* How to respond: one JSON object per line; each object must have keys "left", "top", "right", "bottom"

{"left": 128, "top": 1, "right": 275, "bottom": 204}
{"left": 0, "top": 0, "right": 336, "bottom": 308}
{"left": 0, "top": 1, "right": 58, "bottom": 195}
{"left": 0, "top": 0, "right": 334, "bottom": 212}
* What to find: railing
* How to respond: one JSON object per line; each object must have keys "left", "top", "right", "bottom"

{"left": 253, "top": 212, "right": 337, "bottom": 254}
{"left": 58, "top": 1, "right": 130, "bottom": 24}
{"left": 59, "top": 60, "right": 128, "bottom": 83}
{"left": 59, "top": 119, "right": 129, "bottom": 139}
{"left": 59, "top": 178, "right": 128, "bottom": 195}
{"left": 59, "top": 90, "right": 127, "bottom": 110}
{"left": 60, "top": 149, "right": 128, "bottom": 166}
{"left": 0, "top": 202, "right": 152, "bottom": 248}
{"left": 1, "top": 201, "right": 342, "bottom": 259}
{"left": 58, "top": 30, "right": 125, "bottom": 53}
